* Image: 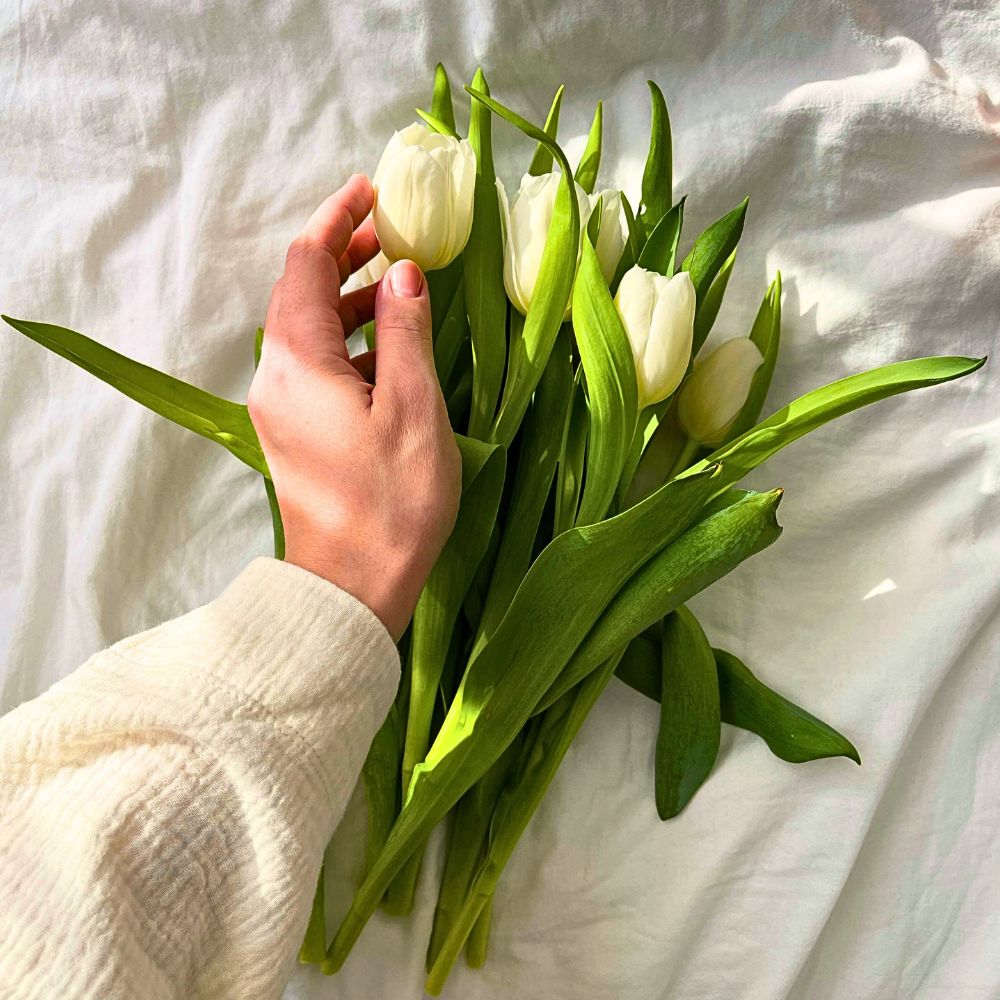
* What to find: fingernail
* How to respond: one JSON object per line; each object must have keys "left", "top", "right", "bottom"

{"left": 389, "top": 260, "right": 424, "bottom": 298}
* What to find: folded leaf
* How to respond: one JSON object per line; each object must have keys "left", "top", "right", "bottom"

{"left": 680, "top": 198, "right": 748, "bottom": 313}
{"left": 416, "top": 107, "right": 460, "bottom": 140}
{"left": 572, "top": 235, "right": 639, "bottom": 525}
{"left": 4, "top": 316, "right": 267, "bottom": 475}
{"left": 574, "top": 102, "right": 603, "bottom": 194}
{"left": 656, "top": 607, "right": 721, "bottom": 819}
{"left": 638, "top": 81, "right": 672, "bottom": 239}
{"left": 683, "top": 355, "right": 986, "bottom": 494}
{"left": 637, "top": 197, "right": 685, "bottom": 277}
{"left": 464, "top": 69, "right": 508, "bottom": 441}
{"left": 715, "top": 648, "right": 861, "bottom": 764}
{"left": 528, "top": 85, "right": 565, "bottom": 175}
{"left": 433, "top": 280, "right": 468, "bottom": 387}
{"left": 614, "top": 637, "right": 862, "bottom": 765}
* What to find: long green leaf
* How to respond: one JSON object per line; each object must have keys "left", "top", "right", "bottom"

{"left": 656, "top": 607, "right": 720, "bottom": 819}
{"left": 683, "top": 355, "right": 986, "bottom": 494}
{"left": 536, "top": 488, "right": 783, "bottom": 711}
{"left": 572, "top": 236, "right": 639, "bottom": 525}
{"left": 4, "top": 316, "right": 267, "bottom": 475}
{"left": 680, "top": 199, "right": 748, "bottom": 312}
{"left": 474, "top": 327, "right": 572, "bottom": 652}
{"left": 553, "top": 366, "right": 589, "bottom": 535}
{"left": 528, "top": 85, "right": 565, "bottom": 175}
{"left": 716, "top": 648, "right": 860, "bottom": 764}
{"left": 362, "top": 703, "right": 404, "bottom": 876}
{"left": 432, "top": 280, "right": 468, "bottom": 387}
{"left": 574, "top": 101, "right": 603, "bottom": 193}
{"left": 465, "top": 88, "right": 583, "bottom": 447}
{"left": 389, "top": 434, "right": 506, "bottom": 911}
{"left": 638, "top": 80, "right": 672, "bottom": 239}
{"left": 325, "top": 467, "right": 721, "bottom": 969}
{"left": 424, "top": 652, "right": 623, "bottom": 994}
{"left": 416, "top": 108, "right": 460, "bottom": 140}
{"left": 464, "top": 70, "right": 508, "bottom": 441}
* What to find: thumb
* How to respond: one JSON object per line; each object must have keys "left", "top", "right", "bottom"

{"left": 374, "top": 260, "right": 437, "bottom": 396}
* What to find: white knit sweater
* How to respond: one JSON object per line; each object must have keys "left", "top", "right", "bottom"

{"left": 0, "top": 558, "right": 400, "bottom": 999}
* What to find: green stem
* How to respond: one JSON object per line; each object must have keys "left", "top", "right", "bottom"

{"left": 298, "top": 865, "right": 326, "bottom": 963}
{"left": 465, "top": 895, "right": 493, "bottom": 968}
{"left": 665, "top": 436, "right": 700, "bottom": 482}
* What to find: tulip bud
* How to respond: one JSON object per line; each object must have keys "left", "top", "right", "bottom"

{"left": 677, "top": 337, "right": 765, "bottom": 445}
{"left": 590, "top": 189, "right": 630, "bottom": 285}
{"left": 372, "top": 123, "right": 476, "bottom": 272}
{"left": 497, "top": 171, "right": 593, "bottom": 316}
{"left": 614, "top": 265, "right": 696, "bottom": 409}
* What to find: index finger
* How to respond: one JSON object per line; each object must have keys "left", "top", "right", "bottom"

{"left": 298, "top": 174, "right": 374, "bottom": 259}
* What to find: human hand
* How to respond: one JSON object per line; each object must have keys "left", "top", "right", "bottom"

{"left": 248, "top": 175, "right": 462, "bottom": 640}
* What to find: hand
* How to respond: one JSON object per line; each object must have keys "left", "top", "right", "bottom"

{"left": 248, "top": 175, "right": 462, "bottom": 640}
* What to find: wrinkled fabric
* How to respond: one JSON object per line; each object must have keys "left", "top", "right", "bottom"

{"left": 1, "top": 2, "right": 998, "bottom": 999}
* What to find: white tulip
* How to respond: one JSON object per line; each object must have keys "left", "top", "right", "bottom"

{"left": 372, "top": 123, "right": 476, "bottom": 272}
{"left": 497, "top": 171, "right": 593, "bottom": 317}
{"left": 614, "top": 266, "right": 696, "bottom": 409}
{"left": 678, "top": 337, "right": 765, "bottom": 445}
{"left": 590, "top": 189, "right": 630, "bottom": 285}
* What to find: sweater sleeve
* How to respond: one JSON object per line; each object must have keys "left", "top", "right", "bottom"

{"left": 0, "top": 557, "right": 400, "bottom": 1000}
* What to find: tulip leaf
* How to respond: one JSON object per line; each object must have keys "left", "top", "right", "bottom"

{"left": 425, "top": 651, "right": 623, "bottom": 994}
{"left": 655, "top": 606, "right": 721, "bottom": 819}
{"left": 610, "top": 192, "right": 641, "bottom": 293}
{"left": 389, "top": 434, "right": 506, "bottom": 912}
{"left": 536, "top": 488, "right": 783, "bottom": 712}
{"left": 528, "top": 85, "right": 565, "bottom": 175}
{"left": 613, "top": 636, "right": 862, "bottom": 765}
{"left": 433, "top": 280, "right": 468, "bottom": 387}
{"left": 254, "top": 326, "right": 285, "bottom": 558}
{"left": 554, "top": 365, "right": 589, "bottom": 535}
{"left": 723, "top": 272, "right": 782, "bottom": 442}
{"left": 474, "top": 327, "right": 573, "bottom": 651}
{"left": 574, "top": 101, "right": 603, "bottom": 194}
{"left": 431, "top": 62, "right": 457, "bottom": 134}
{"left": 680, "top": 198, "right": 748, "bottom": 312}
{"left": 464, "top": 70, "right": 508, "bottom": 441}
{"left": 416, "top": 107, "right": 460, "bottom": 141}
{"left": 362, "top": 703, "right": 404, "bottom": 876}
{"left": 426, "top": 254, "right": 464, "bottom": 339}
{"left": 637, "top": 197, "right": 685, "bottom": 277}
{"left": 325, "top": 467, "right": 723, "bottom": 968}
{"left": 466, "top": 87, "right": 583, "bottom": 448}
{"left": 715, "top": 648, "right": 861, "bottom": 764}
{"left": 572, "top": 234, "right": 639, "bottom": 525}
{"left": 621, "top": 402, "right": 688, "bottom": 508}
{"left": 638, "top": 80, "right": 673, "bottom": 240}
{"left": 3, "top": 315, "right": 267, "bottom": 475}
{"left": 691, "top": 248, "right": 737, "bottom": 355}
{"left": 684, "top": 355, "right": 986, "bottom": 494}
{"left": 299, "top": 866, "right": 327, "bottom": 964}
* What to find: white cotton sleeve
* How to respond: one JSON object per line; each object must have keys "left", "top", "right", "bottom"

{"left": 0, "top": 557, "right": 400, "bottom": 1000}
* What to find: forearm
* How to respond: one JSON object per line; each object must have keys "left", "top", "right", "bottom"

{"left": 0, "top": 558, "right": 399, "bottom": 999}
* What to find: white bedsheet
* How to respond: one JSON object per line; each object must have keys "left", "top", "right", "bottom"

{"left": 2, "top": 2, "right": 998, "bottom": 998}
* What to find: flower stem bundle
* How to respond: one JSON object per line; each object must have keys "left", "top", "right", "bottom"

{"left": 4, "top": 60, "right": 984, "bottom": 995}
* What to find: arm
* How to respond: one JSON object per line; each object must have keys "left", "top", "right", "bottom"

{"left": 0, "top": 175, "right": 460, "bottom": 999}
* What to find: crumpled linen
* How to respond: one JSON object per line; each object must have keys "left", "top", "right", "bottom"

{"left": 1, "top": 2, "right": 998, "bottom": 998}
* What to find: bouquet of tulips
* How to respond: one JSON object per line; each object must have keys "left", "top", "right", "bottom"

{"left": 5, "top": 64, "right": 983, "bottom": 994}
